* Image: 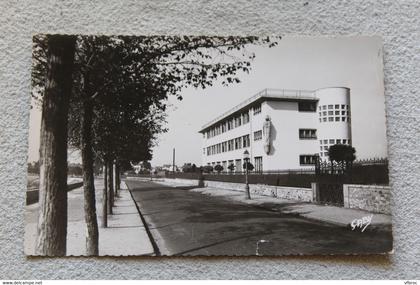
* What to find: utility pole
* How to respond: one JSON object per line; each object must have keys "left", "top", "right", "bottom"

{"left": 172, "top": 148, "right": 176, "bottom": 173}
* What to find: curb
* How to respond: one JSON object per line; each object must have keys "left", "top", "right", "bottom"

{"left": 125, "top": 182, "right": 161, "bottom": 256}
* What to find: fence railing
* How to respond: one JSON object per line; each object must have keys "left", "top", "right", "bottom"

{"left": 164, "top": 160, "right": 389, "bottom": 187}
{"left": 165, "top": 171, "right": 315, "bottom": 188}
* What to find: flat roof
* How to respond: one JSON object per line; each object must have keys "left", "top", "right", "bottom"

{"left": 199, "top": 88, "right": 318, "bottom": 133}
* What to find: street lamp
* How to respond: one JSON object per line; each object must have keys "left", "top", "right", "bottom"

{"left": 243, "top": 150, "right": 251, "bottom": 199}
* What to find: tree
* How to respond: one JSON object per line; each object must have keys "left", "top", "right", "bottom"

{"left": 227, "top": 164, "right": 235, "bottom": 172}
{"left": 32, "top": 34, "right": 279, "bottom": 255}
{"left": 34, "top": 35, "right": 76, "bottom": 256}
{"left": 214, "top": 164, "right": 224, "bottom": 174}
{"left": 243, "top": 162, "right": 254, "bottom": 172}
{"left": 142, "top": 161, "right": 152, "bottom": 171}
{"left": 203, "top": 165, "right": 214, "bottom": 173}
{"left": 328, "top": 144, "right": 356, "bottom": 172}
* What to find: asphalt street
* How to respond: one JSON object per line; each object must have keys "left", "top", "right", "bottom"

{"left": 126, "top": 179, "right": 393, "bottom": 256}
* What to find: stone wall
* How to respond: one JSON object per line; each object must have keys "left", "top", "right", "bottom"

{"left": 205, "top": 180, "right": 313, "bottom": 202}
{"left": 25, "top": 182, "right": 84, "bottom": 205}
{"left": 343, "top": 184, "right": 391, "bottom": 214}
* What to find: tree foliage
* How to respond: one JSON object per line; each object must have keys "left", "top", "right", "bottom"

{"left": 328, "top": 144, "right": 356, "bottom": 165}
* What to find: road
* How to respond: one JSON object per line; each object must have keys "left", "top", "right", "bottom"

{"left": 126, "top": 179, "right": 393, "bottom": 256}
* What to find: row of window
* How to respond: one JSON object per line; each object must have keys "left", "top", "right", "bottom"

{"left": 299, "top": 155, "right": 319, "bottom": 165}
{"left": 205, "top": 101, "right": 319, "bottom": 140}
{"left": 206, "top": 135, "right": 251, "bottom": 156}
{"left": 298, "top": 101, "right": 317, "bottom": 112}
{"left": 205, "top": 105, "right": 257, "bottom": 139}
{"left": 319, "top": 116, "right": 351, "bottom": 123}
{"left": 254, "top": 130, "right": 263, "bottom": 141}
{"left": 319, "top": 110, "right": 350, "bottom": 117}
{"left": 319, "top": 138, "right": 351, "bottom": 157}
{"left": 319, "top": 138, "right": 351, "bottom": 145}
{"left": 299, "top": 129, "right": 317, "bottom": 139}
{"left": 319, "top": 104, "right": 349, "bottom": 111}
{"left": 207, "top": 156, "right": 263, "bottom": 172}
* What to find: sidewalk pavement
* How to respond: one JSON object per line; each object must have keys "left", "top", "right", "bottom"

{"left": 24, "top": 179, "right": 154, "bottom": 256}
{"left": 185, "top": 186, "right": 392, "bottom": 232}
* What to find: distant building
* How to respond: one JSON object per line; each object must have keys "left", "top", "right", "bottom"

{"left": 199, "top": 87, "right": 352, "bottom": 172}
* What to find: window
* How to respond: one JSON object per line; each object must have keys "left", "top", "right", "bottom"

{"left": 299, "top": 155, "right": 318, "bottom": 165}
{"left": 329, "top": 139, "right": 334, "bottom": 144}
{"left": 343, "top": 139, "right": 347, "bottom": 144}
{"left": 253, "top": 104, "right": 261, "bottom": 115}
{"left": 323, "top": 139, "right": 328, "bottom": 144}
{"left": 335, "top": 104, "right": 340, "bottom": 109}
{"left": 235, "top": 116, "right": 242, "bottom": 127}
{"left": 228, "top": 139, "right": 234, "bottom": 151}
{"left": 243, "top": 112, "right": 249, "bottom": 124}
{"left": 335, "top": 117, "right": 340, "bottom": 121}
{"left": 341, "top": 104, "right": 345, "bottom": 109}
{"left": 254, "top": 130, "right": 262, "bottom": 141}
{"left": 336, "top": 139, "right": 341, "bottom": 144}
{"left": 335, "top": 111, "right": 340, "bottom": 115}
{"left": 299, "top": 129, "right": 317, "bottom": 139}
{"left": 254, "top": 157, "right": 263, "bottom": 172}
{"left": 328, "top": 117, "right": 333, "bottom": 121}
{"left": 298, "top": 101, "right": 316, "bottom": 112}
{"left": 234, "top": 138, "right": 241, "bottom": 149}
{"left": 328, "top": 105, "right": 333, "bottom": 109}
{"left": 322, "top": 105, "right": 327, "bottom": 110}
{"left": 235, "top": 159, "right": 242, "bottom": 172}
{"left": 227, "top": 120, "right": 233, "bottom": 130}
{"left": 328, "top": 111, "right": 333, "bottom": 115}
{"left": 243, "top": 135, "right": 250, "bottom": 148}
{"left": 323, "top": 111, "right": 327, "bottom": 116}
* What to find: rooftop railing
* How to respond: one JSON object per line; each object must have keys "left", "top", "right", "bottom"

{"left": 200, "top": 88, "right": 316, "bottom": 131}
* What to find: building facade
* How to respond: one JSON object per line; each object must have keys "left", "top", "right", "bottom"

{"left": 199, "top": 87, "right": 352, "bottom": 172}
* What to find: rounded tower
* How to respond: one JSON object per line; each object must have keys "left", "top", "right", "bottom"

{"left": 315, "top": 87, "right": 352, "bottom": 161}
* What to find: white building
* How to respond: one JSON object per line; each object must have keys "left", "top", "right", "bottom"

{"left": 199, "top": 87, "right": 352, "bottom": 172}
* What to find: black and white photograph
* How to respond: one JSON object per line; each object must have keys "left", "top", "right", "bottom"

{"left": 25, "top": 35, "right": 392, "bottom": 256}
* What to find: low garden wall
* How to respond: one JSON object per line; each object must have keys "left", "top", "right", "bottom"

{"left": 159, "top": 177, "right": 313, "bottom": 202}
{"left": 26, "top": 182, "right": 84, "bottom": 205}
{"left": 205, "top": 180, "right": 313, "bottom": 202}
{"left": 343, "top": 184, "right": 391, "bottom": 214}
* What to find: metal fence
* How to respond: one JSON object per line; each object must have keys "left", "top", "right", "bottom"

{"left": 165, "top": 171, "right": 315, "bottom": 188}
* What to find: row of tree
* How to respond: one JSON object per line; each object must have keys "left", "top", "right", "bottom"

{"left": 181, "top": 163, "right": 255, "bottom": 174}
{"left": 32, "top": 34, "right": 278, "bottom": 255}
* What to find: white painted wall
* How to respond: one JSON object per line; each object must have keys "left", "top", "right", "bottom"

{"left": 264, "top": 100, "right": 319, "bottom": 170}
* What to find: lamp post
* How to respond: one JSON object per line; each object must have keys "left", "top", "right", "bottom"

{"left": 243, "top": 150, "right": 251, "bottom": 199}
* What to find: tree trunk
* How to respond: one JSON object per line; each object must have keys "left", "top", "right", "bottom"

{"left": 114, "top": 162, "right": 120, "bottom": 197}
{"left": 36, "top": 35, "right": 76, "bottom": 256}
{"left": 107, "top": 161, "right": 114, "bottom": 214}
{"left": 101, "top": 162, "right": 108, "bottom": 228}
{"left": 81, "top": 99, "right": 99, "bottom": 255}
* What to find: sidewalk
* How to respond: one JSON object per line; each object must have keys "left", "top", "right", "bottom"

{"left": 24, "top": 180, "right": 154, "bottom": 256}
{"left": 187, "top": 186, "right": 392, "bottom": 232}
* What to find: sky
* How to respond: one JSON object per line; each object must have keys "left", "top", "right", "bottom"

{"left": 27, "top": 36, "right": 387, "bottom": 166}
